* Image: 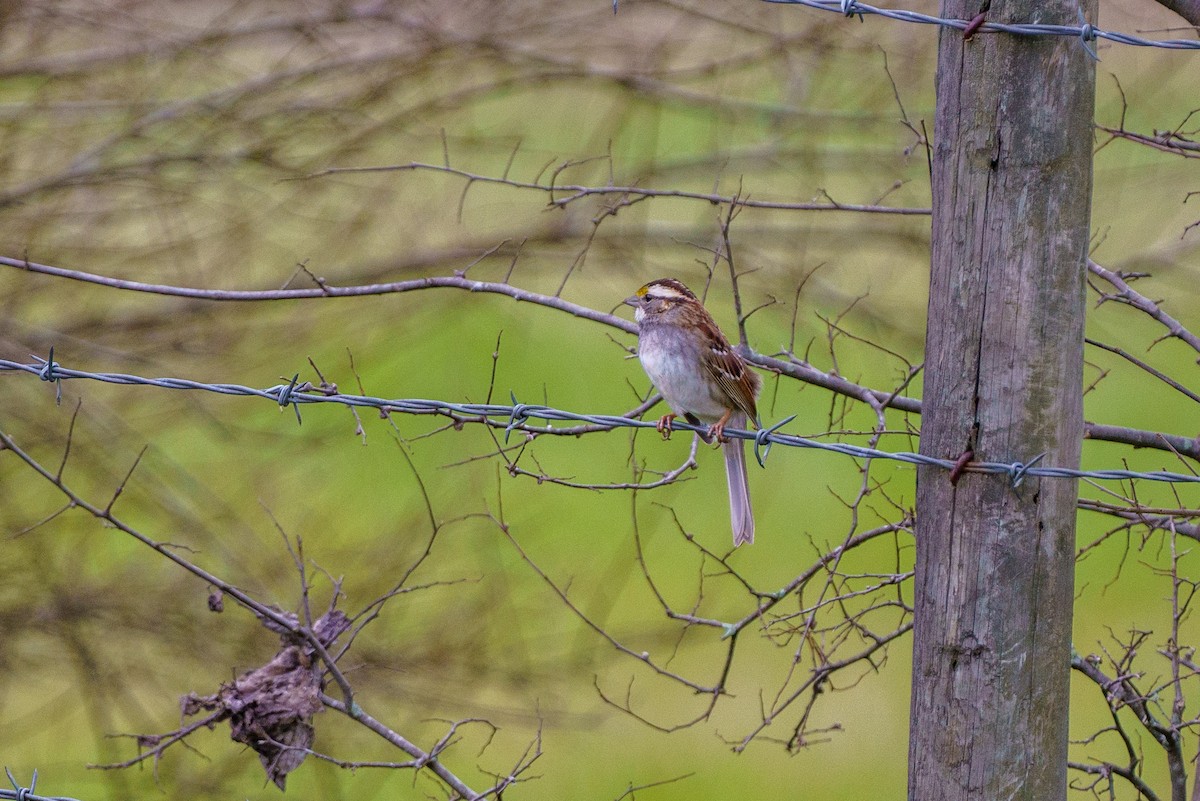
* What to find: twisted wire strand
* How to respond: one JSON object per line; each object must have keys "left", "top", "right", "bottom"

{"left": 0, "top": 789, "right": 80, "bottom": 801}
{"left": 762, "top": 0, "right": 1200, "bottom": 54}
{"left": 2, "top": 356, "right": 1199, "bottom": 486}
{"left": 2, "top": 768, "right": 82, "bottom": 801}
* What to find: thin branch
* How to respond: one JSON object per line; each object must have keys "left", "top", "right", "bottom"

{"left": 297, "top": 161, "right": 931, "bottom": 216}
{"left": 1088, "top": 260, "right": 1200, "bottom": 357}
{"left": 8, "top": 255, "right": 1199, "bottom": 463}
{"left": 0, "top": 255, "right": 633, "bottom": 329}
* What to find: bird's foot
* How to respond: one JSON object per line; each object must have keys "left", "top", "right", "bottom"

{"left": 656, "top": 413, "right": 677, "bottom": 440}
{"left": 707, "top": 409, "right": 735, "bottom": 444}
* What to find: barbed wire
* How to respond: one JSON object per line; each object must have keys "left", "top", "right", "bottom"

{"left": 759, "top": 0, "right": 1200, "bottom": 56}
{"left": 2, "top": 354, "right": 1199, "bottom": 487}
{"left": 1, "top": 769, "right": 82, "bottom": 801}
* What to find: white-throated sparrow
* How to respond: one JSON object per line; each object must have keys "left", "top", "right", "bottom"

{"left": 625, "top": 278, "right": 762, "bottom": 546}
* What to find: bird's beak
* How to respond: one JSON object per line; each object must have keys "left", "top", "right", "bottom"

{"left": 623, "top": 295, "right": 640, "bottom": 307}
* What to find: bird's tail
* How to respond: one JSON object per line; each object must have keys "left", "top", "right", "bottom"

{"left": 723, "top": 412, "right": 754, "bottom": 546}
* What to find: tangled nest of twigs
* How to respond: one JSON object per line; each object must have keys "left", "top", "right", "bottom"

{"left": 177, "top": 608, "right": 349, "bottom": 789}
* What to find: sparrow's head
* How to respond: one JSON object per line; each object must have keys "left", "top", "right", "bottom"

{"left": 623, "top": 278, "right": 698, "bottom": 323}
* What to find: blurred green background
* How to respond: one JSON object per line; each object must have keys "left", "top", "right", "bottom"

{"left": 1, "top": 1, "right": 1199, "bottom": 798}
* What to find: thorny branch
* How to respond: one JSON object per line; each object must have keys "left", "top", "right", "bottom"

{"left": 4, "top": 253, "right": 1199, "bottom": 467}
{"left": 1096, "top": 112, "right": 1200, "bottom": 161}
{"left": 0, "top": 423, "right": 535, "bottom": 799}
{"left": 1070, "top": 520, "right": 1200, "bottom": 801}
{"left": 1087, "top": 260, "right": 1200, "bottom": 357}
{"left": 4, "top": 236, "right": 1199, "bottom": 795}
{"left": 298, "top": 161, "right": 932, "bottom": 217}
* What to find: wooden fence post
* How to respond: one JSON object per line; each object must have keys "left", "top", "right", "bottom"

{"left": 909, "top": 3, "right": 1098, "bottom": 799}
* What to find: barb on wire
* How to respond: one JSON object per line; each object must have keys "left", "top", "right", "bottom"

{"left": 505, "top": 391, "right": 530, "bottom": 444}
{"left": 1007, "top": 453, "right": 1047, "bottom": 488}
{"left": 276, "top": 372, "right": 302, "bottom": 425}
{"left": 2, "top": 768, "right": 82, "bottom": 801}
{"left": 754, "top": 415, "right": 796, "bottom": 468}
{"left": 764, "top": 0, "right": 1200, "bottom": 52}
{"left": 34, "top": 350, "right": 62, "bottom": 405}
{"left": 3, "top": 357, "right": 1200, "bottom": 487}
{"left": 1074, "top": 8, "right": 1099, "bottom": 61}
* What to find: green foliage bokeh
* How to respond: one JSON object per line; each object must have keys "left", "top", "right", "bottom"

{"left": 1, "top": 1, "right": 1198, "bottom": 799}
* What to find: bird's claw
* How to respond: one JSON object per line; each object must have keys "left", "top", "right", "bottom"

{"left": 656, "top": 413, "right": 676, "bottom": 440}
{"left": 708, "top": 409, "right": 734, "bottom": 444}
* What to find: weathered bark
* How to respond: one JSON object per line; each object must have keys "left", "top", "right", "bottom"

{"left": 908, "top": 2, "right": 1097, "bottom": 800}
